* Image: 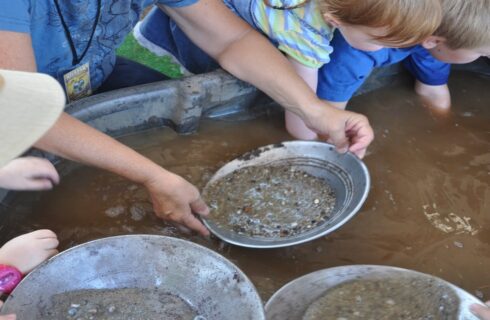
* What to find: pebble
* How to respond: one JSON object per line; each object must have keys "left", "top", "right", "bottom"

{"left": 127, "top": 184, "right": 138, "bottom": 191}
{"left": 108, "top": 305, "right": 116, "bottom": 313}
{"left": 475, "top": 290, "right": 484, "bottom": 299}
{"left": 453, "top": 241, "right": 464, "bottom": 248}
{"left": 314, "top": 199, "right": 320, "bottom": 204}
{"left": 68, "top": 308, "right": 78, "bottom": 316}
{"left": 104, "top": 205, "right": 125, "bottom": 218}
{"left": 130, "top": 204, "right": 146, "bottom": 221}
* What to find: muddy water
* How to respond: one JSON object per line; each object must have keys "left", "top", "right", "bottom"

{"left": 2, "top": 71, "right": 489, "bottom": 302}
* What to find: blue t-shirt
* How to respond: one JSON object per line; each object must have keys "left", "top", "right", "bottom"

{"left": 317, "top": 30, "right": 451, "bottom": 102}
{"left": 0, "top": 0, "right": 197, "bottom": 91}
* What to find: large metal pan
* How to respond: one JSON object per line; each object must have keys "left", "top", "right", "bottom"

{"left": 202, "top": 141, "right": 370, "bottom": 248}
{"left": 266, "top": 265, "right": 483, "bottom": 320}
{"left": 1, "top": 235, "right": 265, "bottom": 319}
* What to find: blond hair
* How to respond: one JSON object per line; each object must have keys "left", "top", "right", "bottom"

{"left": 320, "top": 0, "right": 442, "bottom": 46}
{"left": 436, "top": 0, "right": 490, "bottom": 49}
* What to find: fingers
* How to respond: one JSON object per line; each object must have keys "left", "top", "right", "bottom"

{"left": 40, "top": 237, "right": 60, "bottom": 250}
{"left": 45, "top": 249, "right": 59, "bottom": 259}
{"left": 326, "top": 125, "right": 349, "bottom": 154}
{"left": 181, "top": 213, "right": 210, "bottom": 237}
{"left": 471, "top": 302, "right": 490, "bottom": 320}
{"left": 31, "top": 159, "right": 60, "bottom": 185}
{"left": 147, "top": 173, "right": 211, "bottom": 237}
{"left": 30, "top": 229, "right": 58, "bottom": 240}
{"left": 345, "top": 115, "right": 374, "bottom": 159}
{"left": 190, "top": 197, "right": 209, "bottom": 216}
{"left": 0, "top": 315, "right": 16, "bottom": 320}
{"left": 23, "top": 177, "right": 55, "bottom": 190}
{"left": 26, "top": 229, "right": 59, "bottom": 250}
{"left": 157, "top": 202, "right": 210, "bottom": 237}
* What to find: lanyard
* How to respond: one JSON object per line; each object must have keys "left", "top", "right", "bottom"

{"left": 53, "top": 0, "right": 102, "bottom": 66}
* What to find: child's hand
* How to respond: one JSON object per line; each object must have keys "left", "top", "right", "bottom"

{"left": 0, "top": 230, "right": 59, "bottom": 274}
{"left": 0, "top": 157, "right": 59, "bottom": 190}
{"left": 471, "top": 302, "right": 490, "bottom": 320}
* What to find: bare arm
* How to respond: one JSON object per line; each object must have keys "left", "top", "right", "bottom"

{"left": 162, "top": 2, "right": 317, "bottom": 116}
{"left": 0, "top": 31, "right": 210, "bottom": 235}
{"left": 284, "top": 56, "right": 319, "bottom": 140}
{"left": 0, "top": 31, "right": 37, "bottom": 71}
{"left": 162, "top": 1, "right": 374, "bottom": 157}
{"left": 325, "top": 100, "right": 348, "bottom": 110}
{"left": 287, "top": 57, "right": 318, "bottom": 90}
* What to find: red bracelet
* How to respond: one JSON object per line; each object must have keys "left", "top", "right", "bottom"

{"left": 0, "top": 264, "right": 23, "bottom": 294}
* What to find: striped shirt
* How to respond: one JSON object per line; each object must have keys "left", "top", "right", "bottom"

{"left": 251, "top": 0, "right": 334, "bottom": 68}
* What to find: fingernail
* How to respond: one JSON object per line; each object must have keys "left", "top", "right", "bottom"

{"left": 339, "top": 146, "right": 348, "bottom": 154}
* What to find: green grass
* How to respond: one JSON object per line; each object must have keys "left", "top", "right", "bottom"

{"left": 116, "top": 33, "right": 183, "bottom": 79}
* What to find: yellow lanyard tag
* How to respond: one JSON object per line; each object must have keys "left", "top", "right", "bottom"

{"left": 63, "top": 63, "right": 92, "bottom": 102}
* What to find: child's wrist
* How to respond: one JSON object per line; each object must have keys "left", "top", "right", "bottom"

{"left": 0, "top": 264, "right": 23, "bottom": 294}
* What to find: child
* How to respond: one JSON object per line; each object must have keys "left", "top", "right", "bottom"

{"left": 316, "top": 0, "right": 490, "bottom": 114}
{"left": 0, "top": 69, "right": 65, "bottom": 318}
{"left": 134, "top": 0, "right": 442, "bottom": 139}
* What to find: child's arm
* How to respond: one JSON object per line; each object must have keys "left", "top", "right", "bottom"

{"left": 284, "top": 56, "right": 319, "bottom": 140}
{"left": 0, "top": 157, "right": 59, "bottom": 191}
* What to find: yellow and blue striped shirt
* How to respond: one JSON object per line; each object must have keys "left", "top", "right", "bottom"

{"left": 251, "top": 0, "right": 334, "bottom": 68}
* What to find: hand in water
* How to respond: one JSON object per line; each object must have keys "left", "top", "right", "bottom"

{"left": 303, "top": 103, "right": 374, "bottom": 159}
{"left": 145, "top": 171, "right": 210, "bottom": 236}
{"left": 471, "top": 301, "right": 490, "bottom": 320}
{"left": 0, "top": 230, "right": 59, "bottom": 274}
{"left": 0, "top": 157, "right": 60, "bottom": 190}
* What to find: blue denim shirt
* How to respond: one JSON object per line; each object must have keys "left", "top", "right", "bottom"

{"left": 0, "top": 0, "right": 197, "bottom": 90}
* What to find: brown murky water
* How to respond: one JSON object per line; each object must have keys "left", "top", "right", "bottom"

{"left": 2, "top": 71, "right": 489, "bottom": 302}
